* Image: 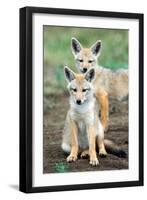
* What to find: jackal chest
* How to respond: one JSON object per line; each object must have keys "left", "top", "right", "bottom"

{"left": 70, "top": 110, "right": 95, "bottom": 126}
{"left": 70, "top": 111, "right": 96, "bottom": 149}
{"left": 76, "top": 118, "right": 89, "bottom": 149}
{"left": 77, "top": 121, "right": 88, "bottom": 149}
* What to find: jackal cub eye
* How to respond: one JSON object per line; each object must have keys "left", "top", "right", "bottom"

{"left": 71, "top": 88, "right": 77, "bottom": 92}
{"left": 78, "top": 59, "right": 83, "bottom": 63}
{"left": 88, "top": 60, "right": 93, "bottom": 63}
{"left": 82, "top": 89, "right": 87, "bottom": 92}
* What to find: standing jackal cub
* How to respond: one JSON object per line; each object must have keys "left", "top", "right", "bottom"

{"left": 61, "top": 67, "right": 126, "bottom": 166}
{"left": 71, "top": 37, "right": 128, "bottom": 131}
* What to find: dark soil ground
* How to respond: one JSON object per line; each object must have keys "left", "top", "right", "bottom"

{"left": 43, "top": 94, "right": 128, "bottom": 174}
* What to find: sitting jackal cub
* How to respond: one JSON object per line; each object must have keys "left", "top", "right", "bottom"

{"left": 61, "top": 67, "right": 126, "bottom": 166}
{"left": 62, "top": 66, "right": 105, "bottom": 165}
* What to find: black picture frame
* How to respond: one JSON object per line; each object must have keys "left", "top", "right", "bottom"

{"left": 19, "top": 6, "right": 144, "bottom": 193}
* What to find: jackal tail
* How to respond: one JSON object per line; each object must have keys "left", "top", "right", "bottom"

{"left": 104, "top": 139, "right": 127, "bottom": 158}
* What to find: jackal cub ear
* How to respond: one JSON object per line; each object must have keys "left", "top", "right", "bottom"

{"left": 90, "top": 40, "right": 102, "bottom": 56}
{"left": 64, "top": 66, "right": 75, "bottom": 82}
{"left": 71, "top": 37, "right": 82, "bottom": 55}
{"left": 85, "top": 68, "right": 95, "bottom": 82}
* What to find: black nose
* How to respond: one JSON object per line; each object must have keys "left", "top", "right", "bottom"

{"left": 76, "top": 100, "right": 81, "bottom": 105}
{"left": 83, "top": 68, "right": 87, "bottom": 73}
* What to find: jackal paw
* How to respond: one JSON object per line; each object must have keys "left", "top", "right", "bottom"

{"left": 80, "top": 150, "right": 89, "bottom": 158}
{"left": 99, "top": 149, "right": 107, "bottom": 157}
{"left": 67, "top": 154, "right": 77, "bottom": 162}
{"left": 89, "top": 156, "right": 99, "bottom": 166}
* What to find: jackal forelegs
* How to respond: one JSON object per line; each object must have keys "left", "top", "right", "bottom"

{"left": 66, "top": 120, "right": 79, "bottom": 162}
{"left": 87, "top": 125, "right": 99, "bottom": 166}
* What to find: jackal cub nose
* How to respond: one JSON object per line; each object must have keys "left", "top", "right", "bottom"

{"left": 76, "top": 99, "right": 81, "bottom": 105}
{"left": 83, "top": 68, "right": 87, "bottom": 73}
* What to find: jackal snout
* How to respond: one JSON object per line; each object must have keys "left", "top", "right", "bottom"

{"left": 72, "top": 88, "right": 86, "bottom": 105}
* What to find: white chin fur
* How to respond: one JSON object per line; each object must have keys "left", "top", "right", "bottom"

{"left": 61, "top": 143, "right": 71, "bottom": 153}
{"left": 70, "top": 96, "right": 95, "bottom": 114}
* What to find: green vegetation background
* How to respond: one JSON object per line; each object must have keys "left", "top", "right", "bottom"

{"left": 44, "top": 26, "right": 128, "bottom": 96}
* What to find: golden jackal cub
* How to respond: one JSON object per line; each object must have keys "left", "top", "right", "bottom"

{"left": 71, "top": 37, "right": 128, "bottom": 131}
{"left": 61, "top": 67, "right": 126, "bottom": 166}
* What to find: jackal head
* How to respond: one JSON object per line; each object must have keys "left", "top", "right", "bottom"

{"left": 71, "top": 37, "right": 102, "bottom": 73}
{"left": 64, "top": 66, "right": 95, "bottom": 105}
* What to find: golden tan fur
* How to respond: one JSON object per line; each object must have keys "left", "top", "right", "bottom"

{"left": 94, "top": 67, "right": 128, "bottom": 129}
{"left": 94, "top": 67, "right": 128, "bottom": 100}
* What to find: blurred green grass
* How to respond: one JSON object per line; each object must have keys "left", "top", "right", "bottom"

{"left": 43, "top": 26, "right": 128, "bottom": 95}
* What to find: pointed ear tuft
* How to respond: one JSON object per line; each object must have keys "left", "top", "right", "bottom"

{"left": 91, "top": 40, "right": 102, "bottom": 56}
{"left": 64, "top": 66, "right": 75, "bottom": 82}
{"left": 85, "top": 68, "right": 95, "bottom": 82}
{"left": 71, "top": 37, "right": 82, "bottom": 55}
